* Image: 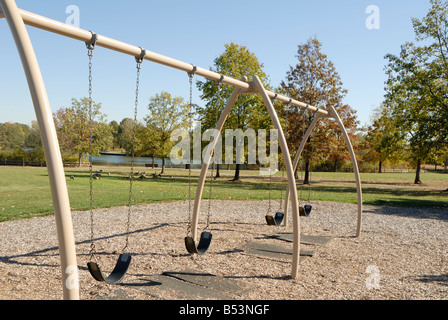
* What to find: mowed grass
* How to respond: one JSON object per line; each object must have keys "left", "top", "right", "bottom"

{"left": 0, "top": 166, "right": 447, "bottom": 222}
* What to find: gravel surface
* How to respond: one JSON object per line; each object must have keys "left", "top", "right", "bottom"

{"left": 0, "top": 200, "right": 447, "bottom": 300}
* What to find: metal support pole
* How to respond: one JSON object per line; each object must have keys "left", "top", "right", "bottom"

{"left": 191, "top": 85, "right": 242, "bottom": 241}
{"left": 0, "top": 0, "right": 79, "bottom": 300}
{"left": 327, "top": 106, "right": 363, "bottom": 237}
{"left": 252, "top": 76, "right": 301, "bottom": 279}
{"left": 283, "top": 114, "right": 322, "bottom": 226}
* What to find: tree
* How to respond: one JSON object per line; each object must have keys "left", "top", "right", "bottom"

{"left": 0, "top": 122, "right": 28, "bottom": 150}
{"left": 109, "top": 120, "right": 120, "bottom": 150}
{"left": 196, "top": 42, "right": 272, "bottom": 181}
{"left": 55, "top": 97, "right": 112, "bottom": 166}
{"left": 281, "top": 36, "right": 359, "bottom": 182}
{"left": 143, "top": 91, "right": 190, "bottom": 173}
{"left": 118, "top": 118, "right": 136, "bottom": 154}
{"left": 384, "top": 0, "right": 448, "bottom": 184}
{"left": 365, "top": 104, "right": 406, "bottom": 173}
{"left": 135, "top": 123, "right": 160, "bottom": 166}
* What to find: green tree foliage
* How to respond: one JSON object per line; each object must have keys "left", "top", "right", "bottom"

{"left": 0, "top": 122, "right": 29, "bottom": 150}
{"left": 142, "top": 91, "right": 190, "bottom": 173}
{"left": 55, "top": 97, "right": 112, "bottom": 166}
{"left": 196, "top": 42, "right": 271, "bottom": 180}
{"left": 384, "top": 0, "right": 448, "bottom": 184}
{"left": 109, "top": 120, "right": 120, "bottom": 150}
{"left": 0, "top": 121, "right": 44, "bottom": 163}
{"left": 118, "top": 118, "right": 137, "bottom": 154}
{"left": 364, "top": 104, "right": 406, "bottom": 173}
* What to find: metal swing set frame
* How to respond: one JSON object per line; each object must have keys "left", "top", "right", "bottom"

{"left": 0, "top": 0, "right": 363, "bottom": 300}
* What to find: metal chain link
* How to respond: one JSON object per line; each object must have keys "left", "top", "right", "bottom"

{"left": 87, "top": 43, "right": 96, "bottom": 259}
{"left": 266, "top": 95, "right": 278, "bottom": 215}
{"left": 298, "top": 108, "right": 308, "bottom": 207}
{"left": 278, "top": 101, "right": 290, "bottom": 211}
{"left": 123, "top": 56, "right": 143, "bottom": 253}
{"left": 186, "top": 67, "right": 196, "bottom": 236}
{"left": 266, "top": 168, "right": 273, "bottom": 214}
{"left": 308, "top": 106, "right": 320, "bottom": 203}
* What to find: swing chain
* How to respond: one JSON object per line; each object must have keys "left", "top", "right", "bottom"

{"left": 124, "top": 49, "right": 145, "bottom": 253}
{"left": 307, "top": 105, "right": 320, "bottom": 202}
{"left": 278, "top": 99, "right": 292, "bottom": 211}
{"left": 86, "top": 32, "right": 97, "bottom": 258}
{"left": 266, "top": 168, "right": 273, "bottom": 214}
{"left": 298, "top": 107, "right": 308, "bottom": 207}
{"left": 186, "top": 66, "right": 196, "bottom": 236}
{"left": 265, "top": 94, "right": 279, "bottom": 215}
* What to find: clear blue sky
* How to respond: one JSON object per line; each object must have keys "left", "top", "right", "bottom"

{"left": 0, "top": 0, "right": 431, "bottom": 128}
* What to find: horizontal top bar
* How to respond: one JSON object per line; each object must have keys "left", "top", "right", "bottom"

{"left": 0, "top": 8, "right": 329, "bottom": 117}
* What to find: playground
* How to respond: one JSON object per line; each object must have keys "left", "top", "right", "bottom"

{"left": 1, "top": 0, "right": 448, "bottom": 301}
{"left": 0, "top": 199, "right": 446, "bottom": 300}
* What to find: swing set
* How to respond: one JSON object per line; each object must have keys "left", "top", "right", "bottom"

{"left": 0, "top": 0, "right": 363, "bottom": 300}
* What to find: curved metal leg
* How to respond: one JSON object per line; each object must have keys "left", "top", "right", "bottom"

{"left": 328, "top": 106, "right": 363, "bottom": 237}
{"left": 1, "top": 0, "right": 79, "bottom": 300}
{"left": 252, "top": 76, "right": 301, "bottom": 279}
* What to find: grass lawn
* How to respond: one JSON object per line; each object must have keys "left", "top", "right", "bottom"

{"left": 0, "top": 166, "right": 447, "bottom": 222}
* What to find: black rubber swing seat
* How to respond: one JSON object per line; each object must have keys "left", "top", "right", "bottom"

{"left": 265, "top": 211, "right": 285, "bottom": 226}
{"left": 87, "top": 253, "right": 132, "bottom": 285}
{"left": 299, "top": 205, "right": 312, "bottom": 217}
{"left": 185, "top": 231, "right": 213, "bottom": 255}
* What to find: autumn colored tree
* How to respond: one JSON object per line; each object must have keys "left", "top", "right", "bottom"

{"left": 280, "top": 36, "right": 359, "bottom": 181}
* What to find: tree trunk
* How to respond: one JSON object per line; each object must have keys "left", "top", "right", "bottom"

{"left": 215, "top": 164, "right": 220, "bottom": 178}
{"left": 303, "top": 161, "right": 310, "bottom": 185}
{"left": 334, "top": 159, "right": 338, "bottom": 172}
{"left": 232, "top": 163, "right": 241, "bottom": 181}
{"left": 414, "top": 158, "right": 422, "bottom": 184}
{"left": 378, "top": 160, "right": 382, "bottom": 174}
{"left": 78, "top": 152, "right": 83, "bottom": 168}
{"left": 161, "top": 158, "right": 165, "bottom": 174}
